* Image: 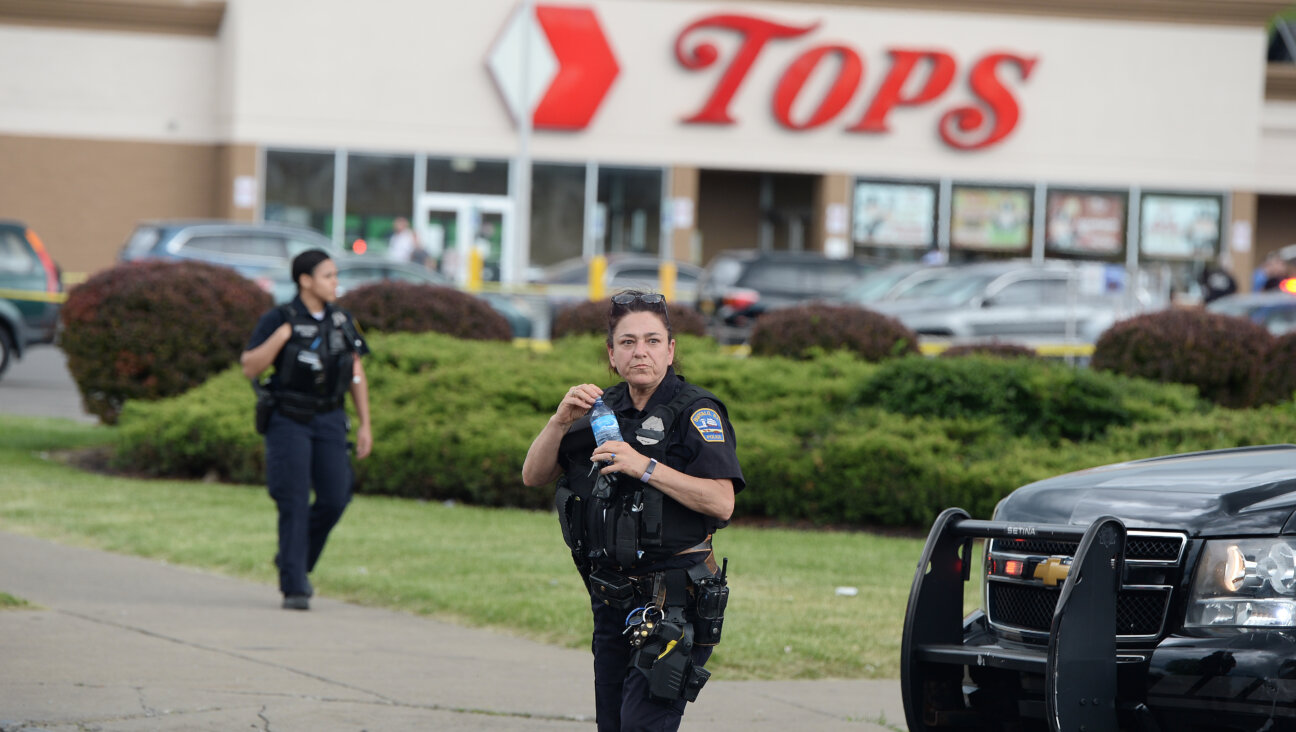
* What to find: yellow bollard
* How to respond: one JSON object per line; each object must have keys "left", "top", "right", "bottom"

{"left": 468, "top": 246, "right": 484, "bottom": 293}
{"left": 589, "top": 255, "right": 607, "bottom": 301}
{"left": 659, "top": 261, "right": 677, "bottom": 303}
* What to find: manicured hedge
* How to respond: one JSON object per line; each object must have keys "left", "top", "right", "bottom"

{"left": 113, "top": 331, "right": 1296, "bottom": 528}
{"left": 60, "top": 260, "right": 271, "bottom": 423}
{"left": 748, "top": 304, "right": 918, "bottom": 361}
{"left": 338, "top": 281, "right": 512, "bottom": 341}
{"left": 1092, "top": 309, "right": 1271, "bottom": 408}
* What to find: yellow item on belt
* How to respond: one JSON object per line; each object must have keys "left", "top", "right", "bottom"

{"left": 657, "top": 639, "right": 677, "bottom": 660}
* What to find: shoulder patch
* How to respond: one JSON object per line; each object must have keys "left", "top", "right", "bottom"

{"left": 690, "top": 408, "right": 725, "bottom": 443}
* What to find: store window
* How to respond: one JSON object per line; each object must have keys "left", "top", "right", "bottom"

{"left": 531, "top": 163, "right": 586, "bottom": 267}
{"left": 426, "top": 157, "right": 509, "bottom": 195}
{"left": 949, "top": 184, "right": 1034, "bottom": 263}
{"left": 345, "top": 154, "right": 415, "bottom": 255}
{"left": 597, "top": 167, "right": 662, "bottom": 255}
{"left": 852, "top": 179, "right": 938, "bottom": 264}
{"left": 264, "top": 150, "right": 334, "bottom": 235}
{"left": 1044, "top": 189, "right": 1127, "bottom": 262}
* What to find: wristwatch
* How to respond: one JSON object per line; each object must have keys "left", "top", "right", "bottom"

{"left": 640, "top": 458, "right": 658, "bottom": 483}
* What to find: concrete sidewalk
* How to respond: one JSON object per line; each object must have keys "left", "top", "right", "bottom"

{"left": 0, "top": 531, "right": 905, "bottom": 731}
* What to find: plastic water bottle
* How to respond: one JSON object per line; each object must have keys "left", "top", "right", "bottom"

{"left": 589, "top": 397, "right": 623, "bottom": 446}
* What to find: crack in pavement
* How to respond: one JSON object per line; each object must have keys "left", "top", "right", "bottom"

{"left": 22, "top": 608, "right": 595, "bottom": 727}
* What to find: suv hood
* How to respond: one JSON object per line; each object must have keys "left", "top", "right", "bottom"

{"left": 995, "top": 446, "right": 1296, "bottom": 536}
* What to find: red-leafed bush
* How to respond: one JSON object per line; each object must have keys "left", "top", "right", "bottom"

{"left": 941, "top": 342, "right": 1037, "bottom": 359}
{"left": 1256, "top": 332, "right": 1296, "bottom": 406}
{"left": 1091, "top": 309, "right": 1271, "bottom": 408}
{"left": 749, "top": 304, "right": 919, "bottom": 361}
{"left": 338, "top": 281, "right": 512, "bottom": 341}
{"left": 551, "top": 299, "right": 708, "bottom": 339}
{"left": 60, "top": 260, "right": 271, "bottom": 423}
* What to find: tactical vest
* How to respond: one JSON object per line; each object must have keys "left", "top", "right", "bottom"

{"left": 269, "top": 302, "right": 357, "bottom": 413}
{"left": 555, "top": 379, "right": 730, "bottom": 572}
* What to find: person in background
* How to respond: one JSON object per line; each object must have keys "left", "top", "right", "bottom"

{"left": 387, "top": 217, "right": 417, "bottom": 263}
{"left": 1199, "top": 262, "right": 1237, "bottom": 303}
{"left": 522, "top": 290, "right": 744, "bottom": 732}
{"left": 241, "top": 249, "right": 372, "bottom": 611}
{"left": 1259, "top": 253, "right": 1290, "bottom": 292}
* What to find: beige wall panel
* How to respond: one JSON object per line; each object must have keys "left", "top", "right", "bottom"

{"left": 0, "top": 134, "right": 219, "bottom": 276}
{"left": 812, "top": 174, "right": 851, "bottom": 254}
{"left": 217, "top": 143, "right": 258, "bottom": 221}
{"left": 0, "top": 25, "right": 220, "bottom": 143}
{"left": 667, "top": 166, "right": 699, "bottom": 263}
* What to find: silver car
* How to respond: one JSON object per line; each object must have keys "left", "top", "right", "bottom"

{"left": 866, "top": 259, "right": 1161, "bottom": 343}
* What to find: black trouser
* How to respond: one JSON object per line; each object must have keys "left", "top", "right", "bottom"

{"left": 264, "top": 408, "right": 352, "bottom": 596}
{"left": 590, "top": 598, "right": 713, "bottom": 732}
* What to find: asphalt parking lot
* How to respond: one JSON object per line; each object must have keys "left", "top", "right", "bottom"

{"left": 0, "top": 345, "right": 93, "bottom": 423}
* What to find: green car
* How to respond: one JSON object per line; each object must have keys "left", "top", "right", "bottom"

{"left": 0, "top": 220, "right": 63, "bottom": 378}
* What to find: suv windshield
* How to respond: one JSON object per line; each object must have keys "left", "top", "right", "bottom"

{"left": 895, "top": 272, "right": 995, "bottom": 302}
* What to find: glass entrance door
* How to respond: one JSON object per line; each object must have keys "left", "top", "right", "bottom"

{"left": 416, "top": 193, "right": 513, "bottom": 286}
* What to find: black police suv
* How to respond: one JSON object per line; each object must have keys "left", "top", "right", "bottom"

{"left": 902, "top": 445, "right": 1296, "bottom": 732}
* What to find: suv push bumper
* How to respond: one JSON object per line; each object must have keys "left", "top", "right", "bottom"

{"left": 902, "top": 509, "right": 1127, "bottom": 732}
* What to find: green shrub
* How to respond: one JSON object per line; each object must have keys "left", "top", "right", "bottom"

{"left": 338, "top": 281, "right": 511, "bottom": 341}
{"left": 1092, "top": 309, "right": 1271, "bottom": 408}
{"left": 60, "top": 260, "right": 271, "bottom": 424}
{"left": 551, "top": 298, "right": 708, "bottom": 339}
{"left": 1256, "top": 333, "right": 1296, "bottom": 406}
{"left": 748, "top": 304, "right": 919, "bottom": 360}
{"left": 115, "top": 331, "right": 1255, "bottom": 528}
{"left": 941, "top": 342, "right": 1037, "bottom": 359}
{"left": 856, "top": 355, "right": 1205, "bottom": 442}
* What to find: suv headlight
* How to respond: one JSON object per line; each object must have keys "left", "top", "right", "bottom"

{"left": 1187, "top": 538, "right": 1296, "bottom": 628}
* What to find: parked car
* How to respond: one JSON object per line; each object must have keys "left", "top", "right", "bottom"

{"left": 266, "top": 257, "right": 536, "bottom": 339}
{"left": 1205, "top": 291, "right": 1296, "bottom": 336}
{"left": 833, "top": 262, "right": 945, "bottom": 305}
{"left": 533, "top": 254, "right": 704, "bottom": 314}
{"left": 0, "top": 220, "right": 62, "bottom": 378}
{"left": 118, "top": 220, "right": 343, "bottom": 279}
{"left": 865, "top": 259, "right": 1160, "bottom": 343}
{"left": 903, "top": 445, "right": 1296, "bottom": 732}
{"left": 696, "top": 250, "right": 877, "bottom": 343}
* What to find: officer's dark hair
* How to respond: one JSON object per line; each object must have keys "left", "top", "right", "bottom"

{"left": 291, "top": 249, "right": 333, "bottom": 292}
{"left": 607, "top": 290, "right": 673, "bottom": 346}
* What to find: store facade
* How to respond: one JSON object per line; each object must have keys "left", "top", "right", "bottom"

{"left": 2, "top": 0, "right": 1294, "bottom": 294}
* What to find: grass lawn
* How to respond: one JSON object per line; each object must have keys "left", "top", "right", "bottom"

{"left": 0, "top": 414, "right": 982, "bottom": 680}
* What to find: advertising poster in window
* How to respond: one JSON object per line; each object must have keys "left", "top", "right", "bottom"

{"left": 1045, "top": 190, "right": 1127, "bottom": 257}
{"left": 852, "top": 181, "right": 937, "bottom": 248}
{"left": 1139, "top": 194, "right": 1222, "bottom": 260}
{"left": 950, "top": 186, "right": 1032, "bottom": 252}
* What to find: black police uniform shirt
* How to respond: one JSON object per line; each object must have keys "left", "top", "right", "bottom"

{"left": 246, "top": 296, "right": 370, "bottom": 391}
{"left": 556, "top": 367, "right": 744, "bottom": 571}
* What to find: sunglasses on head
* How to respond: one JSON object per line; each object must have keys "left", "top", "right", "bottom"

{"left": 611, "top": 292, "right": 665, "bottom": 306}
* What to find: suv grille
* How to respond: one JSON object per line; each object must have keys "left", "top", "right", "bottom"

{"left": 988, "top": 584, "right": 1171, "bottom": 637}
{"left": 991, "top": 533, "right": 1183, "bottom": 563}
{"left": 986, "top": 530, "right": 1185, "bottom": 642}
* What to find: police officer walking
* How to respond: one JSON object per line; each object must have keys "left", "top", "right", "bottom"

{"left": 522, "top": 291, "right": 744, "bottom": 732}
{"left": 241, "top": 249, "right": 371, "bottom": 611}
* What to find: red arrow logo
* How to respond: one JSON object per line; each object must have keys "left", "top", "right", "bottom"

{"left": 487, "top": 4, "right": 620, "bottom": 131}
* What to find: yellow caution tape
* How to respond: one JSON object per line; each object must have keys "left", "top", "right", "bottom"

{"left": 0, "top": 288, "right": 66, "bottom": 304}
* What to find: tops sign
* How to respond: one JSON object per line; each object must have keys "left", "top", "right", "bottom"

{"left": 674, "top": 14, "right": 1038, "bottom": 151}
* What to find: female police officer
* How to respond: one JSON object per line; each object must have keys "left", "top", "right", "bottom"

{"left": 522, "top": 290, "right": 744, "bottom": 732}
{"left": 240, "top": 249, "right": 371, "bottom": 611}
